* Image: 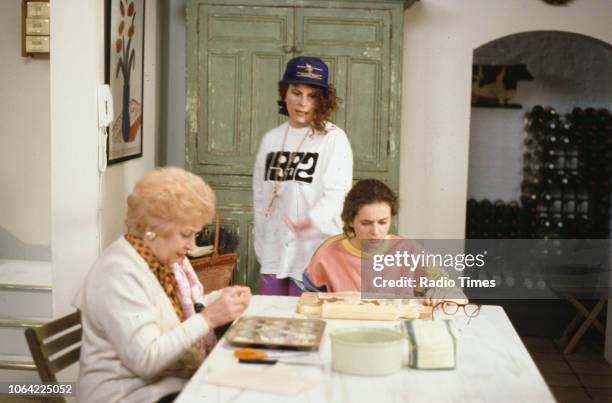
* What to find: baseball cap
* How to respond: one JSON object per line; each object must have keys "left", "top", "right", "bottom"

{"left": 282, "top": 56, "right": 329, "bottom": 89}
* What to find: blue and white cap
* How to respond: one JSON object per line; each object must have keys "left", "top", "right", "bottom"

{"left": 282, "top": 56, "right": 329, "bottom": 89}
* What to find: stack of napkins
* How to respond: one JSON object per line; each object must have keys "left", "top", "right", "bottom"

{"left": 404, "top": 319, "right": 458, "bottom": 369}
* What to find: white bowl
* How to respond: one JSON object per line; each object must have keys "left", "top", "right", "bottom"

{"left": 331, "top": 327, "right": 403, "bottom": 376}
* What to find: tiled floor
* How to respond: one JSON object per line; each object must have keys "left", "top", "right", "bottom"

{"left": 523, "top": 337, "right": 612, "bottom": 402}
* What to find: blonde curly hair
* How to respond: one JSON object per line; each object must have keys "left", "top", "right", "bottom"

{"left": 126, "top": 167, "right": 215, "bottom": 237}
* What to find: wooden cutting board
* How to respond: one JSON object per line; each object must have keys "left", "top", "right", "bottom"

{"left": 296, "top": 292, "right": 432, "bottom": 321}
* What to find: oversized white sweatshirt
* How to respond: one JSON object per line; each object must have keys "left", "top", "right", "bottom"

{"left": 253, "top": 121, "right": 353, "bottom": 281}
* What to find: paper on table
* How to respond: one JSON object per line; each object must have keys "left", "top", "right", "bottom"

{"left": 201, "top": 363, "right": 321, "bottom": 396}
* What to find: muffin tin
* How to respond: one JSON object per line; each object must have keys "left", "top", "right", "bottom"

{"left": 225, "top": 316, "right": 326, "bottom": 349}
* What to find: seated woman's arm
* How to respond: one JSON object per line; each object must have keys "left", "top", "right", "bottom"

{"left": 202, "top": 289, "right": 222, "bottom": 305}
{"left": 302, "top": 270, "right": 327, "bottom": 292}
{"left": 87, "top": 272, "right": 211, "bottom": 380}
{"left": 302, "top": 243, "right": 336, "bottom": 292}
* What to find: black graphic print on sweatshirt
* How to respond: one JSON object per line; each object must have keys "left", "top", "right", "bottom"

{"left": 264, "top": 151, "right": 319, "bottom": 184}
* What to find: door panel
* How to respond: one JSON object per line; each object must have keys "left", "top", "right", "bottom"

{"left": 303, "top": 16, "right": 383, "bottom": 48}
{"left": 208, "top": 14, "right": 288, "bottom": 43}
{"left": 297, "top": 8, "right": 392, "bottom": 175}
{"left": 191, "top": 6, "right": 293, "bottom": 176}
{"left": 206, "top": 53, "right": 240, "bottom": 156}
{"left": 187, "top": 5, "right": 294, "bottom": 290}
{"left": 345, "top": 59, "right": 382, "bottom": 165}
{"left": 250, "top": 54, "right": 286, "bottom": 155}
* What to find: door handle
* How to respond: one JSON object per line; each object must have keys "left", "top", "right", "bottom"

{"left": 282, "top": 44, "right": 294, "bottom": 53}
{"left": 294, "top": 44, "right": 303, "bottom": 54}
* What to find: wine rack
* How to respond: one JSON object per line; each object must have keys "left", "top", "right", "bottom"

{"left": 521, "top": 106, "right": 611, "bottom": 239}
{"left": 466, "top": 199, "right": 521, "bottom": 239}
{"left": 466, "top": 106, "right": 612, "bottom": 239}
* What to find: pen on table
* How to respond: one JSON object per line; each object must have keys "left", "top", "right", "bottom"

{"left": 238, "top": 358, "right": 277, "bottom": 365}
{"left": 238, "top": 358, "right": 321, "bottom": 366}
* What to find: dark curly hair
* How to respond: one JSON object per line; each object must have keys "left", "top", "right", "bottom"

{"left": 277, "top": 81, "right": 341, "bottom": 133}
{"left": 341, "top": 179, "right": 399, "bottom": 236}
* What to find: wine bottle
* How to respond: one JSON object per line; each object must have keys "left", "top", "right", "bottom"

{"left": 575, "top": 179, "right": 589, "bottom": 201}
{"left": 563, "top": 198, "right": 576, "bottom": 215}
{"left": 525, "top": 106, "right": 545, "bottom": 132}
{"left": 521, "top": 182, "right": 539, "bottom": 203}
{"left": 545, "top": 107, "right": 558, "bottom": 120}
{"left": 571, "top": 107, "right": 584, "bottom": 119}
{"left": 564, "top": 213, "right": 577, "bottom": 237}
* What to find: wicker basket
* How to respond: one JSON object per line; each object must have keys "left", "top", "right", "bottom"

{"left": 190, "top": 216, "right": 237, "bottom": 293}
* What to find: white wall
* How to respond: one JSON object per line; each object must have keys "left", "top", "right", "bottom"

{"left": 51, "top": 0, "right": 160, "bottom": 318}
{"left": 50, "top": 0, "right": 104, "bottom": 318}
{"left": 0, "top": 1, "right": 51, "bottom": 261}
{"left": 401, "top": 0, "right": 612, "bottom": 363}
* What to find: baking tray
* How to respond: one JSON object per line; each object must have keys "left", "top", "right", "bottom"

{"left": 225, "top": 316, "right": 326, "bottom": 350}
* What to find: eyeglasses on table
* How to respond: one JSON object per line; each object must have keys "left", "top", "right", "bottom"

{"left": 432, "top": 300, "right": 481, "bottom": 324}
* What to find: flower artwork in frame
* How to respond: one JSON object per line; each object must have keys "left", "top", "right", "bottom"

{"left": 105, "top": 0, "right": 145, "bottom": 164}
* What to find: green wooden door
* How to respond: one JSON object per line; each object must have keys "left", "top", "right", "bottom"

{"left": 186, "top": 0, "right": 404, "bottom": 290}
{"left": 296, "top": 7, "right": 398, "bottom": 181}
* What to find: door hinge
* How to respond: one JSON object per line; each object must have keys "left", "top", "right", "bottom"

{"left": 387, "top": 139, "right": 391, "bottom": 156}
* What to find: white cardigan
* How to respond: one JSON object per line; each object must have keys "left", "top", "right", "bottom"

{"left": 75, "top": 236, "right": 213, "bottom": 403}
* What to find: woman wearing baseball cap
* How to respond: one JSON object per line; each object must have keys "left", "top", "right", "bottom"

{"left": 253, "top": 56, "right": 354, "bottom": 295}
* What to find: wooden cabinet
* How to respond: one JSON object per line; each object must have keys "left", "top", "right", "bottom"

{"left": 186, "top": 0, "right": 405, "bottom": 289}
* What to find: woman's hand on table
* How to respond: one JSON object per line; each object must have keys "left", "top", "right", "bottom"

{"left": 236, "top": 286, "right": 252, "bottom": 308}
{"left": 201, "top": 286, "right": 252, "bottom": 328}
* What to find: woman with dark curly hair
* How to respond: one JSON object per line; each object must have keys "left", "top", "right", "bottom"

{"left": 253, "top": 56, "right": 353, "bottom": 296}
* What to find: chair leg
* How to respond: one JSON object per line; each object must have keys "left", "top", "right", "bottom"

{"left": 560, "top": 312, "right": 582, "bottom": 346}
{"left": 562, "top": 299, "right": 607, "bottom": 355}
{"left": 563, "top": 293, "right": 606, "bottom": 333}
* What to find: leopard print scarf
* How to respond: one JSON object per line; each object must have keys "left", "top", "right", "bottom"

{"left": 125, "top": 234, "right": 185, "bottom": 322}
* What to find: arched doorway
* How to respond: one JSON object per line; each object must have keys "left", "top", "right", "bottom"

{"left": 466, "top": 31, "right": 612, "bottom": 339}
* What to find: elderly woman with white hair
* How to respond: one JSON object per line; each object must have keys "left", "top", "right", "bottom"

{"left": 76, "top": 167, "right": 251, "bottom": 403}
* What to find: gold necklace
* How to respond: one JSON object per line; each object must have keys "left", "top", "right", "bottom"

{"left": 265, "top": 123, "right": 312, "bottom": 216}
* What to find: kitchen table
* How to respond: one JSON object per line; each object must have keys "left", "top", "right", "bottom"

{"left": 176, "top": 295, "right": 555, "bottom": 403}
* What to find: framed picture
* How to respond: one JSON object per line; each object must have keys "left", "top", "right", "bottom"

{"left": 105, "top": 0, "right": 145, "bottom": 164}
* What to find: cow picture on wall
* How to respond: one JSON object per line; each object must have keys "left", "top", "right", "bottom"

{"left": 472, "top": 64, "right": 534, "bottom": 107}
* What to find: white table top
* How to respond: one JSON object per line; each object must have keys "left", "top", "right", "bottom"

{"left": 176, "top": 296, "right": 555, "bottom": 403}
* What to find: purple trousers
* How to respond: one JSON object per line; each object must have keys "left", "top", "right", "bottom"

{"left": 259, "top": 274, "right": 303, "bottom": 296}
